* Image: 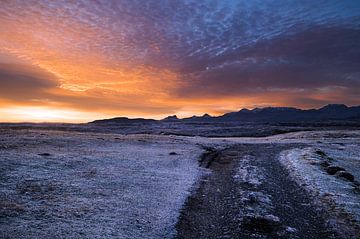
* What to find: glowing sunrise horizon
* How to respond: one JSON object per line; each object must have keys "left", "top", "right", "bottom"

{"left": 0, "top": 1, "right": 359, "bottom": 122}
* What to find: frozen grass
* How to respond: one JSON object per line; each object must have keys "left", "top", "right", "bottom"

{"left": 0, "top": 130, "right": 203, "bottom": 238}
{"left": 279, "top": 144, "right": 360, "bottom": 233}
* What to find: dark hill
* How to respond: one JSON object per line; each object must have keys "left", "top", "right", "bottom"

{"left": 217, "top": 104, "right": 360, "bottom": 123}
{"left": 90, "top": 117, "right": 156, "bottom": 124}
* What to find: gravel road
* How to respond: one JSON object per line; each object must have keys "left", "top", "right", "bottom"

{"left": 176, "top": 144, "right": 344, "bottom": 239}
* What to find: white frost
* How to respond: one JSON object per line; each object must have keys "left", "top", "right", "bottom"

{"left": 0, "top": 130, "right": 203, "bottom": 239}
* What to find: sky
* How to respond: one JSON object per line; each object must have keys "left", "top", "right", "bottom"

{"left": 0, "top": 0, "right": 359, "bottom": 122}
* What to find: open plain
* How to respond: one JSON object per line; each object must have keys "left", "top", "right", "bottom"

{"left": 1, "top": 128, "right": 360, "bottom": 238}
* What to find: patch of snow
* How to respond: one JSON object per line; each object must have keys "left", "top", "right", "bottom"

{"left": 234, "top": 155, "right": 264, "bottom": 187}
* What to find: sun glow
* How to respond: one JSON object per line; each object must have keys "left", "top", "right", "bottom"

{"left": 0, "top": 106, "right": 102, "bottom": 123}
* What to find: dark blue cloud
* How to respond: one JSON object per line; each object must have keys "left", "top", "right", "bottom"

{"left": 0, "top": 63, "right": 59, "bottom": 100}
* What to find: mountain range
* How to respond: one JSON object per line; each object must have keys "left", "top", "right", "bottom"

{"left": 90, "top": 104, "right": 360, "bottom": 124}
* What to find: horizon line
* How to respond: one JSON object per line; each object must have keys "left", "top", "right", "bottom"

{"left": 0, "top": 103, "right": 357, "bottom": 124}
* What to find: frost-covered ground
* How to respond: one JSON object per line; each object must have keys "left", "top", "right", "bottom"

{"left": 1, "top": 129, "right": 360, "bottom": 238}
{"left": 279, "top": 142, "right": 360, "bottom": 234}
{"left": 0, "top": 130, "right": 203, "bottom": 238}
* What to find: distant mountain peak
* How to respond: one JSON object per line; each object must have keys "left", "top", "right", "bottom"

{"left": 320, "top": 104, "right": 348, "bottom": 110}
{"left": 162, "top": 115, "right": 179, "bottom": 121}
{"left": 251, "top": 107, "right": 298, "bottom": 113}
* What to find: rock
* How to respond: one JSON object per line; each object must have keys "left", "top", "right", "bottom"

{"left": 38, "top": 153, "right": 51, "bottom": 157}
{"left": 315, "top": 150, "right": 326, "bottom": 157}
{"left": 169, "top": 152, "right": 178, "bottom": 155}
{"left": 326, "top": 166, "right": 345, "bottom": 175}
{"left": 336, "top": 171, "right": 354, "bottom": 182}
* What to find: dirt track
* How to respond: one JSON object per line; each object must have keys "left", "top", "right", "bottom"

{"left": 176, "top": 144, "right": 342, "bottom": 239}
